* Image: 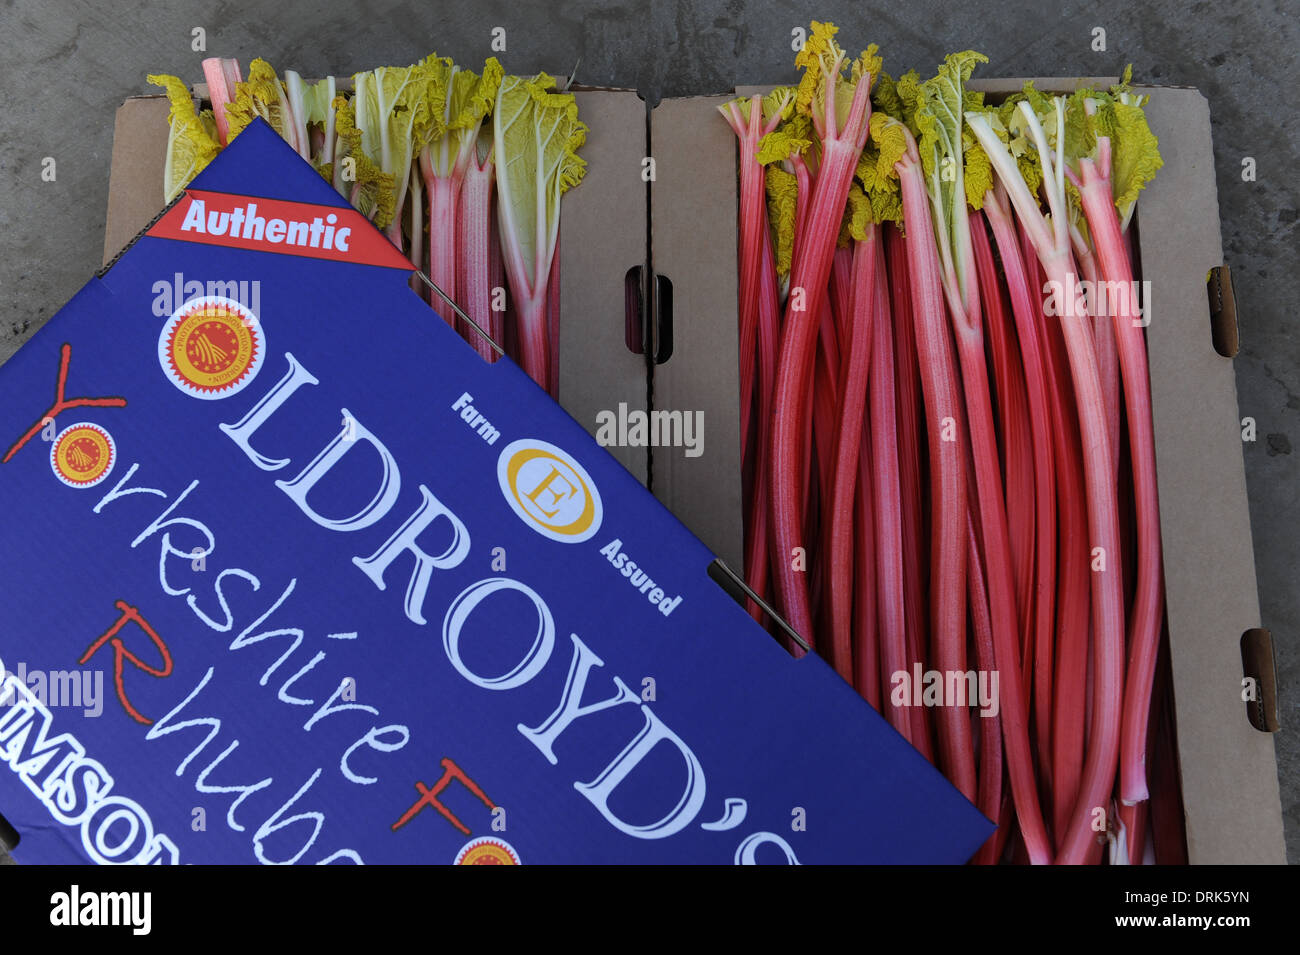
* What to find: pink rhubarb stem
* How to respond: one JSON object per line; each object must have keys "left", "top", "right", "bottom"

{"left": 424, "top": 171, "right": 461, "bottom": 329}
{"left": 1043, "top": 246, "right": 1126, "bottom": 865}
{"left": 865, "top": 233, "right": 910, "bottom": 738}
{"left": 977, "top": 100, "right": 1126, "bottom": 863}
{"left": 546, "top": 243, "right": 561, "bottom": 398}
{"left": 886, "top": 223, "right": 934, "bottom": 761}
{"left": 968, "top": 508, "right": 1004, "bottom": 866}
{"left": 827, "top": 227, "right": 878, "bottom": 684}
{"left": 1072, "top": 232, "right": 1121, "bottom": 486}
{"left": 896, "top": 152, "right": 974, "bottom": 802}
{"left": 459, "top": 155, "right": 499, "bottom": 362}
{"left": 743, "top": 227, "right": 781, "bottom": 623}
{"left": 1040, "top": 259, "right": 1091, "bottom": 842}
{"left": 852, "top": 437, "right": 879, "bottom": 708}
{"left": 202, "top": 57, "right": 242, "bottom": 147}
{"left": 1076, "top": 158, "right": 1165, "bottom": 806}
{"left": 985, "top": 194, "right": 1058, "bottom": 781}
{"left": 971, "top": 217, "right": 1036, "bottom": 677}
{"left": 767, "top": 80, "right": 872, "bottom": 650}
{"left": 946, "top": 248, "right": 1053, "bottom": 866}
{"left": 514, "top": 293, "right": 549, "bottom": 391}
{"left": 722, "top": 95, "right": 782, "bottom": 472}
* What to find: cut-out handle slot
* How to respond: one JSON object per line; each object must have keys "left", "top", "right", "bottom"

{"left": 1240, "top": 628, "right": 1280, "bottom": 732}
{"left": 652, "top": 273, "right": 674, "bottom": 365}
{"left": 624, "top": 265, "right": 645, "bottom": 355}
{"left": 1208, "top": 265, "right": 1239, "bottom": 358}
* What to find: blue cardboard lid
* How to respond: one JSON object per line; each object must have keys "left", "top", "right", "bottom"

{"left": 0, "top": 119, "right": 991, "bottom": 864}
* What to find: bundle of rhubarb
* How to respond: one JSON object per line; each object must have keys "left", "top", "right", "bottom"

{"left": 722, "top": 21, "right": 1185, "bottom": 864}
{"left": 148, "top": 54, "right": 587, "bottom": 395}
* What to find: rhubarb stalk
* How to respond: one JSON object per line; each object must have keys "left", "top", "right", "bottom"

{"left": 767, "top": 26, "right": 876, "bottom": 649}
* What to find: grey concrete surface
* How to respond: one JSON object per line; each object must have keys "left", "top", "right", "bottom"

{"left": 0, "top": 0, "right": 1295, "bottom": 864}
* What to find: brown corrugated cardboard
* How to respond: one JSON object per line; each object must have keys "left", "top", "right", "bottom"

{"left": 103, "top": 95, "right": 170, "bottom": 265}
{"left": 648, "top": 95, "right": 742, "bottom": 571}
{"left": 558, "top": 90, "right": 649, "bottom": 483}
{"left": 648, "top": 80, "right": 1285, "bottom": 863}
{"left": 102, "top": 85, "right": 650, "bottom": 484}
{"left": 1136, "top": 85, "right": 1284, "bottom": 863}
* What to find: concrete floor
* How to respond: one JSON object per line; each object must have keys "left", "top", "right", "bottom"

{"left": 0, "top": 0, "right": 1295, "bottom": 864}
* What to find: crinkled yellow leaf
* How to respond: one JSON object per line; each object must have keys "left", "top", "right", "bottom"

{"left": 837, "top": 183, "right": 872, "bottom": 246}
{"left": 147, "top": 73, "right": 221, "bottom": 203}
{"left": 794, "top": 21, "right": 841, "bottom": 118}
{"left": 794, "top": 21, "right": 877, "bottom": 135}
{"left": 1109, "top": 98, "right": 1162, "bottom": 223}
{"left": 854, "top": 112, "right": 907, "bottom": 224}
{"left": 757, "top": 110, "right": 812, "bottom": 165}
{"left": 895, "top": 69, "right": 923, "bottom": 136}
{"left": 451, "top": 57, "right": 504, "bottom": 131}
{"left": 963, "top": 131, "right": 993, "bottom": 210}
{"left": 762, "top": 86, "right": 796, "bottom": 127}
{"left": 872, "top": 70, "right": 904, "bottom": 121}
{"left": 333, "top": 94, "right": 397, "bottom": 228}
{"left": 765, "top": 163, "right": 799, "bottom": 277}
{"left": 224, "top": 58, "right": 290, "bottom": 142}
{"left": 1112, "top": 64, "right": 1135, "bottom": 98}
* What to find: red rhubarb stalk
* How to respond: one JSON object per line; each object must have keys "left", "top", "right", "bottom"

{"left": 970, "top": 212, "right": 1036, "bottom": 690}
{"left": 721, "top": 93, "right": 790, "bottom": 468}
{"left": 967, "top": 509, "right": 1004, "bottom": 866}
{"left": 767, "top": 38, "right": 874, "bottom": 649}
{"left": 967, "top": 101, "right": 1125, "bottom": 865}
{"left": 827, "top": 226, "right": 878, "bottom": 683}
{"left": 984, "top": 191, "right": 1059, "bottom": 783}
{"left": 895, "top": 143, "right": 974, "bottom": 801}
{"left": 1040, "top": 264, "right": 1091, "bottom": 840}
{"left": 493, "top": 71, "right": 585, "bottom": 390}
{"left": 913, "top": 57, "right": 1051, "bottom": 861}
{"left": 1072, "top": 230, "right": 1121, "bottom": 484}
{"left": 458, "top": 138, "right": 500, "bottom": 361}
{"left": 866, "top": 233, "right": 911, "bottom": 739}
{"left": 743, "top": 228, "right": 782, "bottom": 622}
{"left": 422, "top": 164, "right": 461, "bottom": 327}
{"left": 852, "top": 437, "right": 879, "bottom": 708}
{"left": 886, "top": 223, "right": 934, "bottom": 760}
{"left": 1073, "top": 143, "right": 1165, "bottom": 806}
{"left": 202, "top": 58, "right": 243, "bottom": 146}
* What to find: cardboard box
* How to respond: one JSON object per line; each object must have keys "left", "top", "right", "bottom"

{"left": 103, "top": 84, "right": 651, "bottom": 487}
{"left": 93, "top": 73, "right": 1286, "bottom": 864}
{"left": 0, "top": 118, "right": 994, "bottom": 864}
{"left": 647, "top": 80, "right": 1285, "bottom": 864}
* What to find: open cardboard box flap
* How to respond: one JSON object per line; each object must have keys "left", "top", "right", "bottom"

{"left": 104, "top": 86, "right": 651, "bottom": 486}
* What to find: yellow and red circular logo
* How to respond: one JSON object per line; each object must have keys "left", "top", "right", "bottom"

{"left": 454, "top": 837, "right": 521, "bottom": 865}
{"left": 158, "top": 295, "right": 263, "bottom": 399}
{"left": 50, "top": 422, "right": 115, "bottom": 489}
{"left": 496, "top": 439, "right": 602, "bottom": 543}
